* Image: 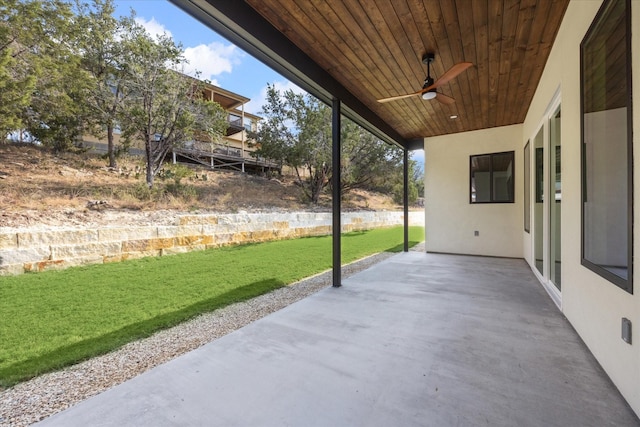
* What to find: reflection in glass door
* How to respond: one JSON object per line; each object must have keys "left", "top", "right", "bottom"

{"left": 549, "top": 107, "right": 561, "bottom": 290}
{"left": 534, "top": 127, "right": 544, "bottom": 275}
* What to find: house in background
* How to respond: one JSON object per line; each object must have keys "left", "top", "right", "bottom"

{"left": 171, "top": 83, "right": 280, "bottom": 174}
{"left": 170, "top": 0, "right": 640, "bottom": 417}
{"left": 82, "top": 81, "right": 278, "bottom": 174}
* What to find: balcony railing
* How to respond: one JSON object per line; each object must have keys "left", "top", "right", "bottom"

{"left": 227, "top": 115, "right": 253, "bottom": 135}
{"left": 175, "top": 140, "right": 279, "bottom": 171}
{"left": 183, "top": 140, "right": 261, "bottom": 160}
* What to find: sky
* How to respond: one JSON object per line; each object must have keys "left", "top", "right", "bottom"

{"left": 112, "top": 1, "right": 424, "bottom": 165}
{"left": 112, "top": 0, "right": 301, "bottom": 116}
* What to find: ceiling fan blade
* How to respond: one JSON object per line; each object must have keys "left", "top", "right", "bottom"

{"left": 431, "top": 62, "right": 473, "bottom": 89}
{"left": 436, "top": 92, "right": 455, "bottom": 104}
{"left": 403, "top": 61, "right": 473, "bottom": 99}
{"left": 377, "top": 61, "right": 472, "bottom": 103}
{"left": 377, "top": 90, "right": 422, "bottom": 103}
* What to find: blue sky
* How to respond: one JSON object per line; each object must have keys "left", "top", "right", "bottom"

{"left": 112, "top": 1, "right": 424, "bottom": 165}
{"left": 113, "top": 0, "right": 298, "bottom": 116}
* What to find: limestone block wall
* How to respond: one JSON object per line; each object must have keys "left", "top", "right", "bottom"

{"left": 0, "top": 211, "right": 424, "bottom": 276}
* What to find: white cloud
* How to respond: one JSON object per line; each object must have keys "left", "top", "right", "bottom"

{"left": 135, "top": 17, "right": 172, "bottom": 40}
{"left": 131, "top": 17, "right": 239, "bottom": 82}
{"left": 182, "top": 42, "right": 241, "bottom": 81}
{"left": 411, "top": 149, "right": 424, "bottom": 160}
{"left": 245, "top": 80, "right": 306, "bottom": 115}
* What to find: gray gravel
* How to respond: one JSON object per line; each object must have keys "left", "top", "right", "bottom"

{"left": 0, "top": 245, "right": 423, "bottom": 427}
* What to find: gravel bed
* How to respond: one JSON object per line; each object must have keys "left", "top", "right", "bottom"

{"left": 0, "top": 246, "right": 423, "bottom": 427}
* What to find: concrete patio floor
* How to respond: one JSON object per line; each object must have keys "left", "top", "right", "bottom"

{"left": 36, "top": 252, "right": 639, "bottom": 426}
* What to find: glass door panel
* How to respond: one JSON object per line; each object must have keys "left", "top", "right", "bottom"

{"left": 524, "top": 142, "right": 530, "bottom": 233}
{"left": 549, "top": 107, "right": 561, "bottom": 290}
{"left": 534, "top": 127, "right": 544, "bottom": 275}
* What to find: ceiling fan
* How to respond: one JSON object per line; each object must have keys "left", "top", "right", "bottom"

{"left": 377, "top": 53, "right": 472, "bottom": 104}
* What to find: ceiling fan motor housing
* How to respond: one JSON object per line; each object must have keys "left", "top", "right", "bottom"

{"left": 422, "top": 52, "right": 435, "bottom": 64}
{"left": 376, "top": 52, "right": 470, "bottom": 103}
{"left": 422, "top": 54, "right": 437, "bottom": 100}
{"left": 422, "top": 53, "right": 436, "bottom": 89}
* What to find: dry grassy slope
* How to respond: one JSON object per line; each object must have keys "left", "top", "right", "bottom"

{"left": 0, "top": 144, "right": 400, "bottom": 229}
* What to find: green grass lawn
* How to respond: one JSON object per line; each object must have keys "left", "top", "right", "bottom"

{"left": 0, "top": 226, "right": 423, "bottom": 387}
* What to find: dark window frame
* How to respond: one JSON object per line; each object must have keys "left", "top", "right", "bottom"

{"left": 469, "top": 150, "right": 515, "bottom": 204}
{"left": 580, "top": 0, "right": 633, "bottom": 293}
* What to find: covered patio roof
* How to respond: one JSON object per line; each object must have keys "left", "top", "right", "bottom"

{"left": 167, "top": 0, "right": 572, "bottom": 285}
{"left": 170, "top": 0, "right": 570, "bottom": 150}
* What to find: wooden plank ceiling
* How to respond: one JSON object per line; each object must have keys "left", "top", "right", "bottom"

{"left": 244, "top": 0, "right": 569, "bottom": 140}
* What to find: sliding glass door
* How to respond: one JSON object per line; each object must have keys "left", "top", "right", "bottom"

{"left": 528, "top": 99, "right": 561, "bottom": 303}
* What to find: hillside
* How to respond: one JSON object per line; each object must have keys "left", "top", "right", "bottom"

{"left": 0, "top": 144, "right": 403, "bottom": 229}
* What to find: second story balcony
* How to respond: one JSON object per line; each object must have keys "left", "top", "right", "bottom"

{"left": 226, "top": 115, "right": 245, "bottom": 136}
{"left": 226, "top": 114, "right": 254, "bottom": 136}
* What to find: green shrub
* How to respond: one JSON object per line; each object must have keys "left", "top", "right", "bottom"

{"left": 165, "top": 182, "right": 197, "bottom": 200}
{"left": 392, "top": 182, "right": 418, "bottom": 205}
{"left": 158, "top": 164, "right": 194, "bottom": 185}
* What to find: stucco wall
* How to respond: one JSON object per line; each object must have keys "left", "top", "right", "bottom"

{"left": 423, "top": 0, "right": 640, "bottom": 415}
{"left": 0, "top": 211, "right": 423, "bottom": 276}
{"left": 424, "top": 124, "right": 523, "bottom": 258}
{"left": 519, "top": 0, "right": 640, "bottom": 415}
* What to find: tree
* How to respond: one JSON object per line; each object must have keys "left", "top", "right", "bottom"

{"left": 252, "top": 84, "right": 403, "bottom": 204}
{"left": 413, "top": 159, "right": 424, "bottom": 198}
{"left": 119, "top": 28, "right": 227, "bottom": 188}
{"left": 391, "top": 158, "right": 423, "bottom": 205}
{"left": 2, "top": 0, "right": 104, "bottom": 152}
{"left": 0, "top": 43, "right": 33, "bottom": 139}
{"left": 251, "top": 86, "right": 330, "bottom": 203}
{"left": 23, "top": 46, "right": 94, "bottom": 152}
{"left": 75, "top": 0, "right": 137, "bottom": 167}
{"left": 340, "top": 120, "right": 403, "bottom": 193}
{"left": 0, "top": 0, "right": 75, "bottom": 139}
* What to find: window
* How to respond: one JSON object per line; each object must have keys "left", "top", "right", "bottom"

{"left": 535, "top": 147, "right": 544, "bottom": 203}
{"left": 470, "top": 151, "right": 514, "bottom": 203}
{"left": 581, "top": 0, "right": 633, "bottom": 293}
{"left": 524, "top": 142, "right": 530, "bottom": 232}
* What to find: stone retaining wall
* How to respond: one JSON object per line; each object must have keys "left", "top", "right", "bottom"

{"left": 0, "top": 211, "right": 424, "bottom": 276}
